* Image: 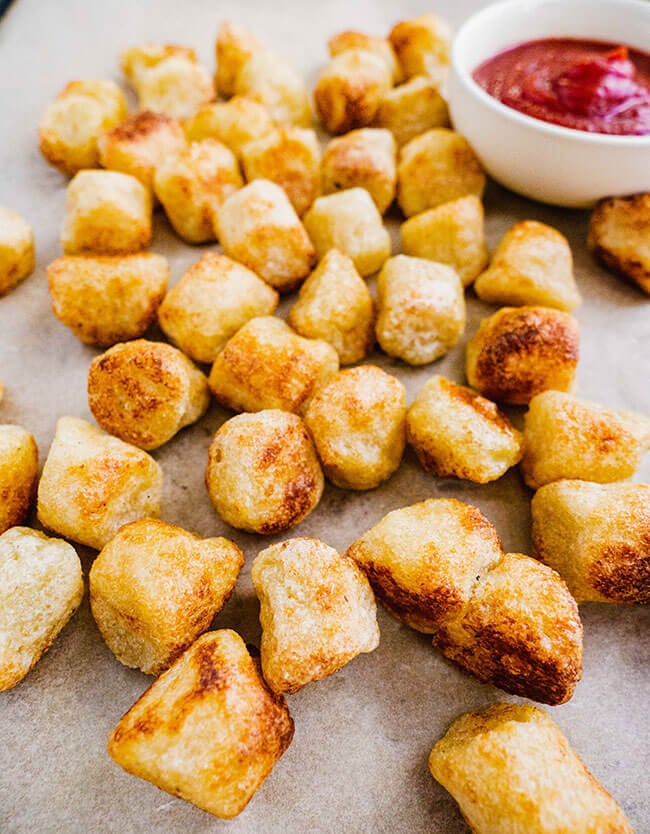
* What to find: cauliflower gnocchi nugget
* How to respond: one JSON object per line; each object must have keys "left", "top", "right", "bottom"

{"left": 328, "top": 30, "right": 402, "bottom": 83}
{"left": 208, "top": 316, "right": 339, "bottom": 414}
{"left": 474, "top": 220, "right": 582, "bottom": 312}
{"left": 532, "top": 480, "right": 650, "bottom": 604}
{"left": 37, "top": 416, "right": 162, "bottom": 550}
{"left": 0, "top": 208, "right": 35, "bottom": 296}
{"left": 206, "top": 410, "right": 324, "bottom": 534}
{"left": 215, "top": 21, "right": 263, "bottom": 98}
{"left": 314, "top": 48, "right": 393, "bottom": 135}
{"left": 287, "top": 249, "right": 375, "bottom": 365}
{"left": 347, "top": 498, "right": 503, "bottom": 633}
{"left": 589, "top": 192, "right": 650, "bottom": 294}
{"left": 98, "top": 111, "right": 187, "bottom": 193}
{"left": 429, "top": 703, "right": 633, "bottom": 834}
{"left": 397, "top": 128, "right": 485, "bottom": 217}
{"left": 434, "top": 552, "right": 583, "bottom": 705}
{"left": 158, "top": 252, "right": 278, "bottom": 364}
{"left": 0, "top": 527, "right": 83, "bottom": 692}
{"left": 108, "top": 629, "right": 294, "bottom": 819}
{"left": 47, "top": 253, "right": 168, "bottom": 346}
{"left": 375, "top": 255, "right": 465, "bottom": 365}
{"left": 61, "top": 170, "right": 152, "bottom": 255}
{"left": 321, "top": 128, "right": 397, "bottom": 214}
{"left": 130, "top": 53, "right": 214, "bottom": 121}
{"left": 400, "top": 195, "right": 487, "bottom": 286}
{"left": 90, "top": 518, "right": 244, "bottom": 675}
{"left": 374, "top": 75, "right": 450, "bottom": 147}
{"left": 154, "top": 139, "right": 243, "bottom": 244}
{"left": 185, "top": 97, "right": 276, "bottom": 158}
{"left": 521, "top": 391, "right": 650, "bottom": 489}
{"left": 252, "top": 538, "right": 379, "bottom": 694}
{"left": 303, "top": 188, "right": 391, "bottom": 277}
{"left": 235, "top": 49, "right": 312, "bottom": 128}
{"left": 120, "top": 43, "right": 197, "bottom": 85}
{"left": 241, "top": 127, "right": 321, "bottom": 216}
{"left": 88, "top": 339, "right": 210, "bottom": 451}
{"left": 217, "top": 180, "right": 316, "bottom": 292}
{"left": 406, "top": 375, "right": 522, "bottom": 484}
{"left": 39, "top": 79, "right": 128, "bottom": 175}
{"left": 389, "top": 14, "right": 452, "bottom": 87}
{"left": 304, "top": 365, "right": 406, "bottom": 490}
{"left": 466, "top": 306, "right": 580, "bottom": 405}
{"left": 0, "top": 425, "right": 38, "bottom": 534}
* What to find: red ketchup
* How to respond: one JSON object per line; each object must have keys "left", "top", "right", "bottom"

{"left": 473, "top": 38, "right": 650, "bottom": 135}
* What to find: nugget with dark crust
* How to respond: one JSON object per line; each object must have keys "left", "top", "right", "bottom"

{"left": 520, "top": 391, "right": 650, "bottom": 489}
{"left": 0, "top": 425, "right": 38, "bottom": 534}
{"left": 589, "top": 192, "right": 650, "bottom": 294}
{"left": 90, "top": 519, "right": 243, "bottom": 675}
{"left": 429, "top": 703, "right": 633, "bottom": 834}
{"left": 208, "top": 316, "right": 339, "bottom": 414}
{"left": 252, "top": 537, "right": 379, "bottom": 693}
{"left": 466, "top": 306, "right": 580, "bottom": 405}
{"left": 108, "top": 630, "right": 294, "bottom": 819}
{"left": 206, "top": 410, "right": 324, "bottom": 534}
{"left": 304, "top": 365, "right": 406, "bottom": 490}
{"left": 532, "top": 480, "right": 650, "bottom": 604}
{"left": 88, "top": 339, "right": 210, "bottom": 451}
{"left": 407, "top": 375, "right": 522, "bottom": 483}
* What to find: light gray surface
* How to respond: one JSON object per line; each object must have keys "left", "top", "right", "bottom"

{"left": 0, "top": 1, "right": 649, "bottom": 832}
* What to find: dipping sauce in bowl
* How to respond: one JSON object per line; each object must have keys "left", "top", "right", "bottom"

{"left": 473, "top": 38, "right": 650, "bottom": 135}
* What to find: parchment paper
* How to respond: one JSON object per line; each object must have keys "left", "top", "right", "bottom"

{"left": 0, "top": 1, "right": 648, "bottom": 831}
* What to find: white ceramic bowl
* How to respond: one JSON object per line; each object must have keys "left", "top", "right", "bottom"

{"left": 448, "top": 0, "right": 650, "bottom": 207}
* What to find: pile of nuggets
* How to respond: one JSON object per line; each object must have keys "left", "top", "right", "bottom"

{"left": 0, "top": 13, "right": 647, "bottom": 831}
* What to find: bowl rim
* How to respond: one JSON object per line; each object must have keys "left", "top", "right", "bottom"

{"left": 451, "top": 0, "right": 650, "bottom": 147}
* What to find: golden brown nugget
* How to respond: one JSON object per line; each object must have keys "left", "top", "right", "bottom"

{"left": 0, "top": 425, "right": 38, "bottom": 534}
{"left": 234, "top": 48, "right": 312, "bottom": 128}
{"left": 400, "top": 195, "right": 487, "bottom": 286}
{"left": 347, "top": 498, "right": 503, "bottom": 632}
{"left": 217, "top": 180, "right": 316, "bottom": 292}
{"left": 128, "top": 52, "right": 214, "bottom": 120}
{"left": 389, "top": 14, "right": 452, "bottom": 87}
{"left": 328, "top": 30, "right": 402, "bottom": 83}
{"left": 39, "top": 79, "right": 128, "bottom": 175}
{"left": 589, "top": 192, "right": 650, "bottom": 294}
{"left": 375, "top": 255, "right": 465, "bottom": 365}
{"left": 61, "top": 170, "right": 152, "bottom": 256}
{"left": 321, "top": 128, "right": 396, "bottom": 214}
{"left": 88, "top": 339, "right": 210, "bottom": 451}
{"left": 215, "top": 22, "right": 263, "bottom": 97}
{"left": 314, "top": 48, "right": 393, "bottom": 135}
{"left": 532, "top": 480, "right": 650, "bottom": 604}
{"left": 184, "top": 97, "right": 276, "bottom": 158}
{"left": 108, "top": 630, "right": 294, "bottom": 819}
{"left": 397, "top": 128, "right": 485, "bottom": 217}
{"left": 406, "top": 375, "right": 522, "bottom": 484}
{"left": 240, "top": 127, "right": 321, "bottom": 216}
{"left": 434, "top": 552, "right": 583, "bottom": 705}
{"left": 120, "top": 43, "right": 198, "bottom": 85}
{"left": 303, "top": 188, "right": 391, "bottom": 277}
{"left": 37, "top": 416, "right": 162, "bottom": 550}
{"left": 474, "top": 220, "right": 582, "bottom": 311}
{"left": 98, "top": 111, "right": 187, "bottom": 193}
{"left": 90, "top": 518, "right": 244, "bottom": 675}
{"left": 466, "top": 306, "right": 580, "bottom": 405}
{"left": 158, "top": 252, "right": 278, "bottom": 364}
{"left": 0, "top": 208, "right": 35, "bottom": 296}
{"left": 304, "top": 365, "right": 406, "bottom": 490}
{"left": 47, "top": 253, "right": 168, "bottom": 347}
{"left": 205, "top": 410, "right": 324, "bottom": 534}
{"left": 0, "top": 527, "right": 83, "bottom": 692}
{"left": 374, "top": 75, "right": 450, "bottom": 147}
{"left": 520, "top": 391, "right": 650, "bottom": 489}
{"left": 209, "top": 316, "right": 339, "bottom": 414}
{"left": 287, "top": 249, "right": 375, "bottom": 365}
{"left": 154, "top": 139, "right": 243, "bottom": 244}
{"left": 252, "top": 538, "right": 379, "bottom": 693}
{"left": 429, "top": 703, "right": 633, "bottom": 834}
